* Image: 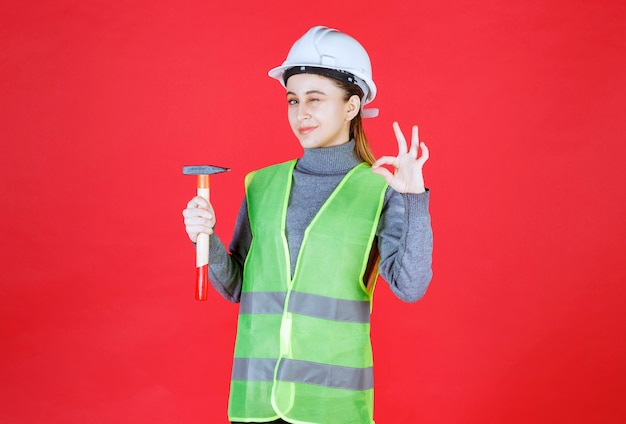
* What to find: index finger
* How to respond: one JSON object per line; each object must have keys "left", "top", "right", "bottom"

{"left": 187, "top": 196, "right": 210, "bottom": 209}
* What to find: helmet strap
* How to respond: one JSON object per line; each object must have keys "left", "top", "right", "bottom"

{"left": 283, "top": 66, "right": 360, "bottom": 88}
{"left": 283, "top": 66, "right": 372, "bottom": 113}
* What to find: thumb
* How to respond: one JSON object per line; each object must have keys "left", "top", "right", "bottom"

{"left": 371, "top": 166, "right": 394, "bottom": 185}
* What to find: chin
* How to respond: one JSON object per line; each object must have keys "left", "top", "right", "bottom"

{"left": 298, "top": 138, "right": 321, "bottom": 149}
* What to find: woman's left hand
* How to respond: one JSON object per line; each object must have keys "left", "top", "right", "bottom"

{"left": 372, "top": 121, "right": 430, "bottom": 194}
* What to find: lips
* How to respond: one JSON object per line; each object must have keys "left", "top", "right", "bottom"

{"left": 298, "top": 126, "right": 316, "bottom": 135}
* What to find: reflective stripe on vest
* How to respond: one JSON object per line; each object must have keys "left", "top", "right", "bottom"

{"left": 240, "top": 290, "right": 370, "bottom": 323}
{"left": 228, "top": 160, "right": 387, "bottom": 424}
{"left": 239, "top": 291, "right": 286, "bottom": 315}
{"left": 233, "top": 357, "right": 374, "bottom": 391}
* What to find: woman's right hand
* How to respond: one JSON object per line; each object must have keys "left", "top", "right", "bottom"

{"left": 182, "top": 196, "right": 216, "bottom": 243}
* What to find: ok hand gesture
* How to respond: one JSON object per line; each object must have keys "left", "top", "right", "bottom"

{"left": 372, "top": 121, "right": 429, "bottom": 194}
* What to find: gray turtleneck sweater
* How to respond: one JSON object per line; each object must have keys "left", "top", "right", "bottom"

{"left": 207, "top": 140, "right": 433, "bottom": 303}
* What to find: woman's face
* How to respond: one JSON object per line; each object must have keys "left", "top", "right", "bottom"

{"left": 285, "top": 73, "right": 359, "bottom": 149}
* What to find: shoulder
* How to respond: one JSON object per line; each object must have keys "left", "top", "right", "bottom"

{"left": 245, "top": 160, "right": 297, "bottom": 188}
{"left": 351, "top": 163, "right": 387, "bottom": 192}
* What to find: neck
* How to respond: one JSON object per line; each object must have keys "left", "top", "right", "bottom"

{"left": 296, "top": 140, "right": 361, "bottom": 175}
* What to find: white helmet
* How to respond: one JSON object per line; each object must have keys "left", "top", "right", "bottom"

{"left": 268, "top": 26, "right": 379, "bottom": 118}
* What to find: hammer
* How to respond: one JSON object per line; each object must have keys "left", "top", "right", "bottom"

{"left": 183, "top": 165, "right": 229, "bottom": 300}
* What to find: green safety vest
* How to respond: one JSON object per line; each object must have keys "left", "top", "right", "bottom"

{"left": 228, "top": 160, "right": 387, "bottom": 424}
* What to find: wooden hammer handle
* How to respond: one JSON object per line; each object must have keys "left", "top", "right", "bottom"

{"left": 195, "top": 175, "right": 210, "bottom": 301}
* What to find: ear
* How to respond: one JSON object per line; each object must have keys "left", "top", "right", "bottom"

{"left": 346, "top": 94, "right": 361, "bottom": 121}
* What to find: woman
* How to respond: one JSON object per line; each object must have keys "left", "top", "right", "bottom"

{"left": 183, "top": 26, "right": 432, "bottom": 424}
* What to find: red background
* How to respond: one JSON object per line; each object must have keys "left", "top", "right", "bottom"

{"left": 1, "top": 1, "right": 625, "bottom": 423}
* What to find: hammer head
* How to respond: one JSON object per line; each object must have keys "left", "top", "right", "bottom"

{"left": 182, "top": 165, "right": 230, "bottom": 175}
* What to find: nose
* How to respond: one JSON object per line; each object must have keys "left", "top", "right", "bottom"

{"left": 297, "top": 103, "right": 310, "bottom": 121}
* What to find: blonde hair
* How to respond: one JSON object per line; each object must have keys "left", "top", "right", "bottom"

{"left": 351, "top": 114, "right": 376, "bottom": 165}
{"left": 333, "top": 79, "right": 376, "bottom": 165}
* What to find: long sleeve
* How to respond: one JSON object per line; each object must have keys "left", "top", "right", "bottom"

{"left": 206, "top": 198, "right": 251, "bottom": 303}
{"left": 377, "top": 188, "right": 433, "bottom": 302}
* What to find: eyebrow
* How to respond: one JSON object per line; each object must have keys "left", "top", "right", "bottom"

{"left": 286, "top": 90, "right": 327, "bottom": 97}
